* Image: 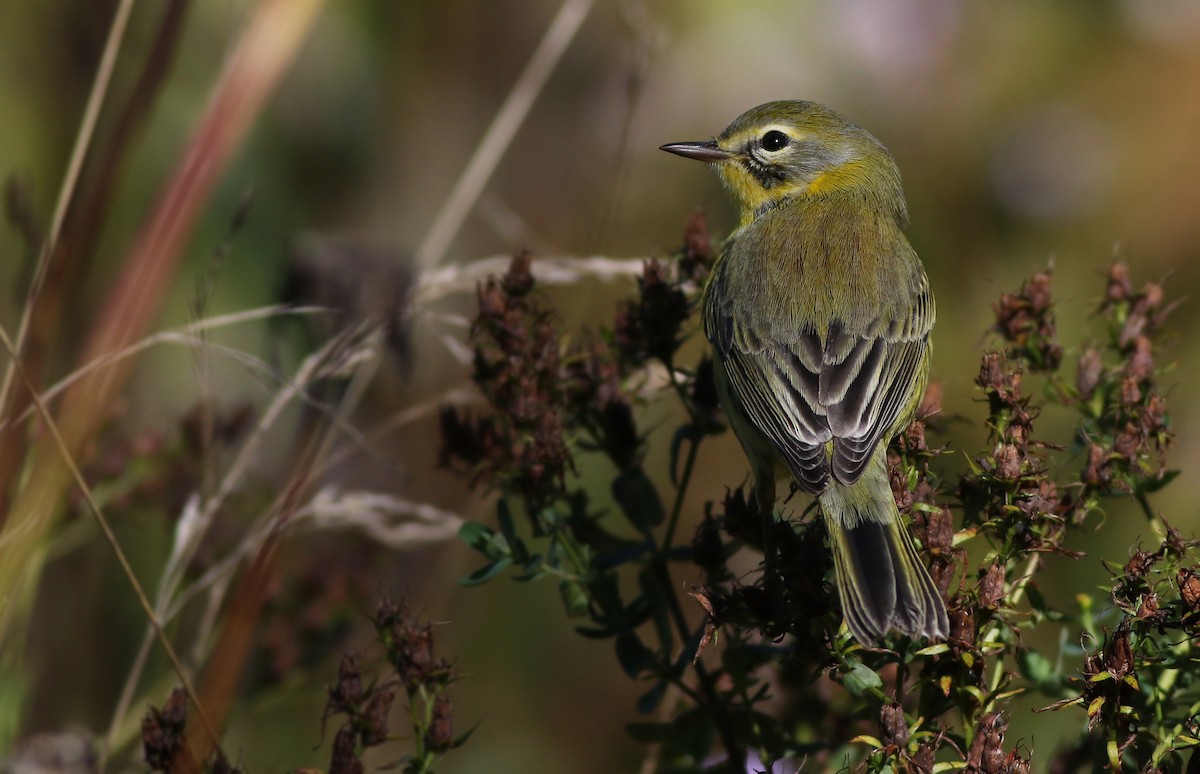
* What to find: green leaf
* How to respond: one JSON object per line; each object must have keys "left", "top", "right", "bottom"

{"left": 1017, "top": 649, "right": 1058, "bottom": 690}
{"left": 843, "top": 661, "right": 883, "bottom": 697}
{"left": 639, "top": 565, "right": 674, "bottom": 657}
{"left": 962, "top": 685, "right": 986, "bottom": 703}
{"left": 460, "top": 557, "right": 512, "bottom": 586}
{"left": 497, "top": 499, "right": 529, "bottom": 560}
{"left": 915, "top": 643, "right": 950, "bottom": 657}
{"left": 636, "top": 680, "right": 668, "bottom": 714}
{"left": 458, "top": 521, "right": 497, "bottom": 554}
{"left": 1025, "top": 583, "right": 1049, "bottom": 613}
{"left": 612, "top": 468, "right": 666, "bottom": 530}
{"left": 510, "top": 555, "right": 547, "bottom": 581}
{"left": 1135, "top": 469, "right": 1180, "bottom": 495}
{"left": 669, "top": 425, "right": 700, "bottom": 487}
{"left": 448, "top": 722, "right": 480, "bottom": 750}
{"left": 536, "top": 505, "right": 565, "bottom": 532}
{"left": 615, "top": 631, "right": 655, "bottom": 678}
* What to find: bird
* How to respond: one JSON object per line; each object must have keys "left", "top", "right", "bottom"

{"left": 661, "top": 100, "right": 948, "bottom": 643}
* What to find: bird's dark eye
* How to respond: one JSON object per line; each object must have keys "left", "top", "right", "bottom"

{"left": 760, "top": 130, "right": 789, "bottom": 152}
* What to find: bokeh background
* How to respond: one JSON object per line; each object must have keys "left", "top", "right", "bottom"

{"left": 3, "top": 0, "right": 1200, "bottom": 771}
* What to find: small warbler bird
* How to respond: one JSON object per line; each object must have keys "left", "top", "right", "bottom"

{"left": 662, "top": 100, "right": 948, "bottom": 643}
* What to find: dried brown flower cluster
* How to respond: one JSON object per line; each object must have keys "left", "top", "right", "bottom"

{"left": 321, "top": 598, "right": 461, "bottom": 774}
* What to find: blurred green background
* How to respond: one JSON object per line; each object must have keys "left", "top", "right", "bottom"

{"left": 3, "top": 0, "right": 1200, "bottom": 770}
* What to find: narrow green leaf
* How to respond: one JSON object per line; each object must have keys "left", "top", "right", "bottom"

{"left": 636, "top": 680, "right": 668, "bottom": 714}
{"left": 915, "top": 643, "right": 950, "bottom": 656}
{"left": 460, "top": 557, "right": 512, "bottom": 586}
{"left": 458, "top": 521, "right": 496, "bottom": 554}
{"left": 850, "top": 734, "right": 884, "bottom": 749}
{"left": 449, "top": 722, "right": 480, "bottom": 749}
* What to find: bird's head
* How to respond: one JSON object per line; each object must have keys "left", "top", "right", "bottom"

{"left": 662, "top": 100, "right": 906, "bottom": 226}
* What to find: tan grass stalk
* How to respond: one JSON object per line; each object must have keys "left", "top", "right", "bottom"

{"left": 413, "top": 0, "right": 596, "bottom": 272}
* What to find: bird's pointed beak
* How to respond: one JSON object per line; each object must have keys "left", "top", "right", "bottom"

{"left": 659, "top": 140, "right": 733, "bottom": 163}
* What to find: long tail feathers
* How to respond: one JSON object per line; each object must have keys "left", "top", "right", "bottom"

{"left": 823, "top": 481, "right": 948, "bottom": 643}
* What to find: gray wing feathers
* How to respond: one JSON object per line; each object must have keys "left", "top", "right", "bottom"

{"left": 705, "top": 255, "right": 932, "bottom": 493}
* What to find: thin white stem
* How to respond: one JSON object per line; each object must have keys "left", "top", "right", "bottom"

{"left": 416, "top": 254, "right": 645, "bottom": 304}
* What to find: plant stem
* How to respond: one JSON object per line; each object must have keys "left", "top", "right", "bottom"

{"left": 663, "top": 430, "right": 701, "bottom": 554}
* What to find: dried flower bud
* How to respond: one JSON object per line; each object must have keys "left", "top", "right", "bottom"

{"left": 926, "top": 508, "right": 955, "bottom": 553}
{"left": 1140, "top": 281, "right": 1164, "bottom": 311}
{"left": 1106, "top": 262, "right": 1132, "bottom": 305}
{"left": 979, "top": 563, "right": 1006, "bottom": 609}
{"left": 1120, "top": 375, "right": 1142, "bottom": 406}
{"left": 1125, "top": 336, "right": 1154, "bottom": 383}
{"left": 911, "top": 743, "right": 936, "bottom": 774}
{"left": 1106, "top": 626, "right": 1133, "bottom": 679}
{"left": 1026, "top": 271, "right": 1053, "bottom": 312}
{"left": 949, "top": 600, "right": 976, "bottom": 644}
{"left": 995, "top": 444, "right": 1022, "bottom": 481}
{"left": 361, "top": 689, "right": 395, "bottom": 746}
{"left": 330, "top": 724, "right": 363, "bottom": 774}
{"left": 880, "top": 702, "right": 909, "bottom": 747}
{"left": 904, "top": 417, "right": 929, "bottom": 453}
{"left": 1076, "top": 347, "right": 1103, "bottom": 400}
{"left": 502, "top": 251, "right": 535, "bottom": 296}
{"left": 1136, "top": 592, "right": 1160, "bottom": 621}
{"left": 427, "top": 695, "right": 455, "bottom": 752}
{"left": 1124, "top": 550, "right": 1158, "bottom": 580}
{"left": 1006, "top": 750, "right": 1033, "bottom": 774}
{"left": 476, "top": 278, "right": 507, "bottom": 319}
{"left": 327, "top": 653, "right": 363, "bottom": 713}
{"left": 1082, "top": 443, "right": 1110, "bottom": 488}
{"left": 142, "top": 688, "right": 189, "bottom": 772}
{"left": 1178, "top": 568, "right": 1200, "bottom": 611}
{"left": 979, "top": 352, "right": 1007, "bottom": 392}
{"left": 966, "top": 712, "right": 1007, "bottom": 772}
{"left": 1113, "top": 422, "right": 1141, "bottom": 460}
